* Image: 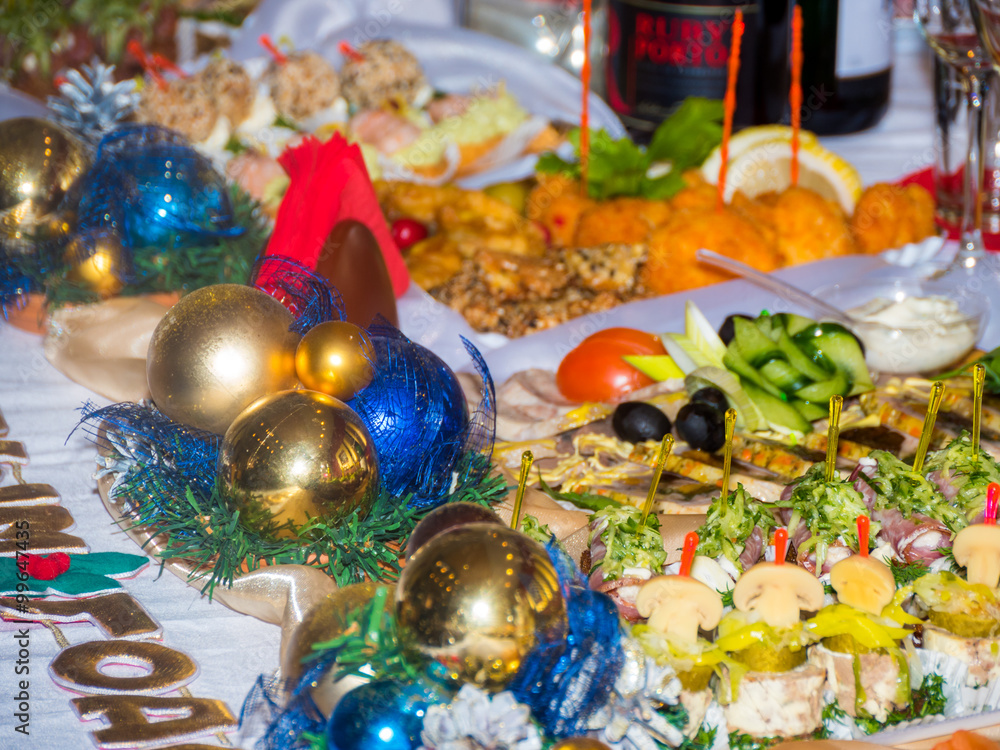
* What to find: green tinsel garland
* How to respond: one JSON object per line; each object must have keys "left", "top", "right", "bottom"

{"left": 118, "top": 453, "right": 508, "bottom": 595}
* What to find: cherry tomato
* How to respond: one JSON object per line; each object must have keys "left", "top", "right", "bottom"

{"left": 391, "top": 218, "right": 429, "bottom": 250}
{"left": 581, "top": 327, "right": 666, "bottom": 356}
{"left": 556, "top": 328, "right": 666, "bottom": 402}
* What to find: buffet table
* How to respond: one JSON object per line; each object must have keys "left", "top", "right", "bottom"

{"left": 0, "top": 19, "right": 964, "bottom": 750}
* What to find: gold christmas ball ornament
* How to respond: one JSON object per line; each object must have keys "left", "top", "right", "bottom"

{"left": 63, "top": 231, "right": 127, "bottom": 298}
{"left": 295, "top": 321, "right": 375, "bottom": 401}
{"left": 146, "top": 284, "right": 300, "bottom": 434}
{"left": 0, "top": 118, "right": 90, "bottom": 253}
{"left": 404, "top": 501, "right": 504, "bottom": 560}
{"left": 551, "top": 740, "right": 614, "bottom": 750}
{"left": 283, "top": 582, "right": 395, "bottom": 715}
{"left": 395, "top": 523, "right": 568, "bottom": 690}
{"left": 218, "top": 389, "right": 380, "bottom": 538}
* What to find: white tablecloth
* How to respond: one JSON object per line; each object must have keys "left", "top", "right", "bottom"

{"left": 0, "top": 22, "right": 946, "bottom": 750}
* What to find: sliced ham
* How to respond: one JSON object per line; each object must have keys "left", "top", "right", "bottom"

{"left": 738, "top": 526, "right": 766, "bottom": 571}
{"left": 873, "top": 508, "right": 951, "bottom": 564}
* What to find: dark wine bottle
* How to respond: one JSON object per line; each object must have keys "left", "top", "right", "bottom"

{"left": 795, "top": 0, "right": 893, "bottom": 135}
{"left": 603, "top": 0, "right": 793, "bottom": 139}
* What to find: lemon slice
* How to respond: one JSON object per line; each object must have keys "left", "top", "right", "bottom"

{"left": 714, "top": 139, "right": 863, "bottom": 214}
{"left": 700, "top": 125, "right": 819, "bottom": 185}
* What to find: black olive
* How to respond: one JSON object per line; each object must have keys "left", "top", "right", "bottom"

{"left": 718, "top": 313, "right": 754, "bottom": 346}
{"left": 691, "top": 387, "right": 729, "bottom": 412}
{"left": 612, "top": 402, "right": 672, "bottom": 444}
{"left": 676, "top": 402, "right": 726, "bottom": 452}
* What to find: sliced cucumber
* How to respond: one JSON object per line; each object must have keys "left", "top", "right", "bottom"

{"left": 733, "top": 317, "right": 783, "bottom": 368}
{"left": 623, "top": 354, "right": 685, "bottom": 381}
{"left": 794, "top": 369, "right": 850, "bottom": 403}
{"left": 723, "top": 346, "right": 784, "bottom": 399}
{"left": 742, "top": 380, "right": 813, "bottom": 434}
{"left": 776, "top": 329, "right": 832, "bottom": 382}
{"left": 684, "top": 301, "right": 727, "bottom": 367}
{"left": 771, "top": 312, "right": 816, "bottom": 337}
{"left": 755, "top": 313, "right": 779, "bottom": 342}
{"left": 759, "top": 356, "right": 812, "bottom": 393}
{"left": 663, "top": 333, "right": 713, "bottom": 375}
{"left": 794, "top": 323, "right": 873, "bottom": 396}
{"left": 686, "top": 365, "right": 767, "bottom": 432}
{"left": 791, "top": 398, "right": 827, "bottom": 422}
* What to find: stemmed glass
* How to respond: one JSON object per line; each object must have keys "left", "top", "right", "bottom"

{"left": 915, "top": 0, "right": 1000, "bottom": 296}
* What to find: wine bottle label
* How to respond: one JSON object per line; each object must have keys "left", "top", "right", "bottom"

{"left": 605, "top": 0, "right": 760, "bottom": 130}
{"left": 835, "top": 0, "right": 892, "bottom": 78}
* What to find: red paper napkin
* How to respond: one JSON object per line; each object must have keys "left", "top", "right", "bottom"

{"left": 897, "top": 165, "right": 1000, "bottom": 251}
{"left": 264, "top": 134, "right": 410, "bottom": 296}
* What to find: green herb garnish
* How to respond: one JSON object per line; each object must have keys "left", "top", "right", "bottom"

{"left": 536, "top": 97, "right": 724, "bottom": 201}
{"left": 937, "top": 346, "right": 1000, "bottom": 393}
{"left": 776, "top": 462, "right": 875, "bottom": 572}
{"left": 889, "top": 559, "right": 930, "bottom": 587}
{"left": 520, "top": 513, "right": 554, "bottom": 544}
{"left": 589, "top": 505, "right": 667, "bottom": 581}
{"left": 537, "top": 474, "right": 620, "bottom": 512}
{"left": 696, "top": 483, "right": 776, "bottom": 573}
{"left": 867, "top": 450, "right": 967, "bottom": 531}
{"left": 923, "top": 432, "right": 1000, "bottom": 521}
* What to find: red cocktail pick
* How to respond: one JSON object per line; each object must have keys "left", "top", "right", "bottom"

{"left": 986, "top": 482, "right": 999, "bottom": 526}
{"left": 857, "top": 515, "right": 870, "bottom": 557}
{"left": 680, "top": 531, "right": 699, "bottom": 577}
{"left": 774, "top": 527, "right": 788, "bottom": 565}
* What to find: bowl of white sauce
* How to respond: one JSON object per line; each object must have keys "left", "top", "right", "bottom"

{"left": 811, "top": 277, "right": 987, "bottom": 375}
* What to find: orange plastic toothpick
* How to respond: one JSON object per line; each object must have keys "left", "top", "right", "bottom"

{"left": 580, "top": 0, "right": 593, "bottom": 199}
{"left": 680, "top": 531, "right": 699, "bottom": 577}
{"left": 774, "top": 527, "right": 788, "bottom": 565}
{"left": 857, "top": 515, "right": 870, "bottom": 557}
{"left": 260, "top": 34, "right": 288, "bottom": 65}
{"left": 790, "top": 4, "right": 803, "bottom": 186}
{"left": 716, "top": 9, "right": 744, "bottom": 212}
{"left": 339, "top": 40, "right": 365, "bottom": 63}
{"left": 987, "top": 483, "right": 999, "bottom": 526}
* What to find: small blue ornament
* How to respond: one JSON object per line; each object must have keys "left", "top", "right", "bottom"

{"left": 75, "top": 124, "right": 242, "bottom": 252}
{"left": 348, "top": 325, "right": 469, "bottom": 505}
{"left": 327, "top": 680, "right": 437, "bottom": 750}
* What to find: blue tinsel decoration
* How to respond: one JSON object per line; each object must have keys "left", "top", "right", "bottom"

{"left": 74, "top": 401, "right": 220, "bottom": 524}
{"left": 348, "top": 323, "right": 495, "bottom": 508}
{"left": 241, "top": 651, "right": 336, "bottom": 750}
{"left": 508, "top": 539, "right": 625, "bottom": 739}
{"left": 251, "top": 254, "right": 345, "bottom": 335}
{"left": 75, "top": 124, "right": 243, "bottom": 253}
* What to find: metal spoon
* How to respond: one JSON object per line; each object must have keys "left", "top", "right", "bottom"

{"left": 696, "top": 249, "right": 855, "bottom": 327}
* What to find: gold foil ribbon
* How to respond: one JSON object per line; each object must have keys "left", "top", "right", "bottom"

{"left": 43, "top": 296, "right": 174, "bottom": 403}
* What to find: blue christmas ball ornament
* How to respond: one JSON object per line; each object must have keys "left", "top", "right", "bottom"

{"left": 348, "top": 326, "right": 469, "bottom": 506}
{"left": 74, "top": 124, "right": 242, "bottom": 251}
{"left": 327, "top": 680, "right": 436, "bottom": 750}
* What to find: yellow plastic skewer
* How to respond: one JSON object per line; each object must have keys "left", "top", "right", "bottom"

{"left": 825, "top": 395, "right": 843, "bottom": 482}
{"left": 641, "top": 433, "right": 674, "bottom": 526}
{"left": 511, "top": 450, "right": 534, "bottom": 530}
{"left": 912, "top": 381, "right": 946, "bottom": 473}
{"left": 973, "top": 363, "right": 986, "bottom": 462}
{"left": 720, "top": 408, "right": 738, "bottom": 502}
